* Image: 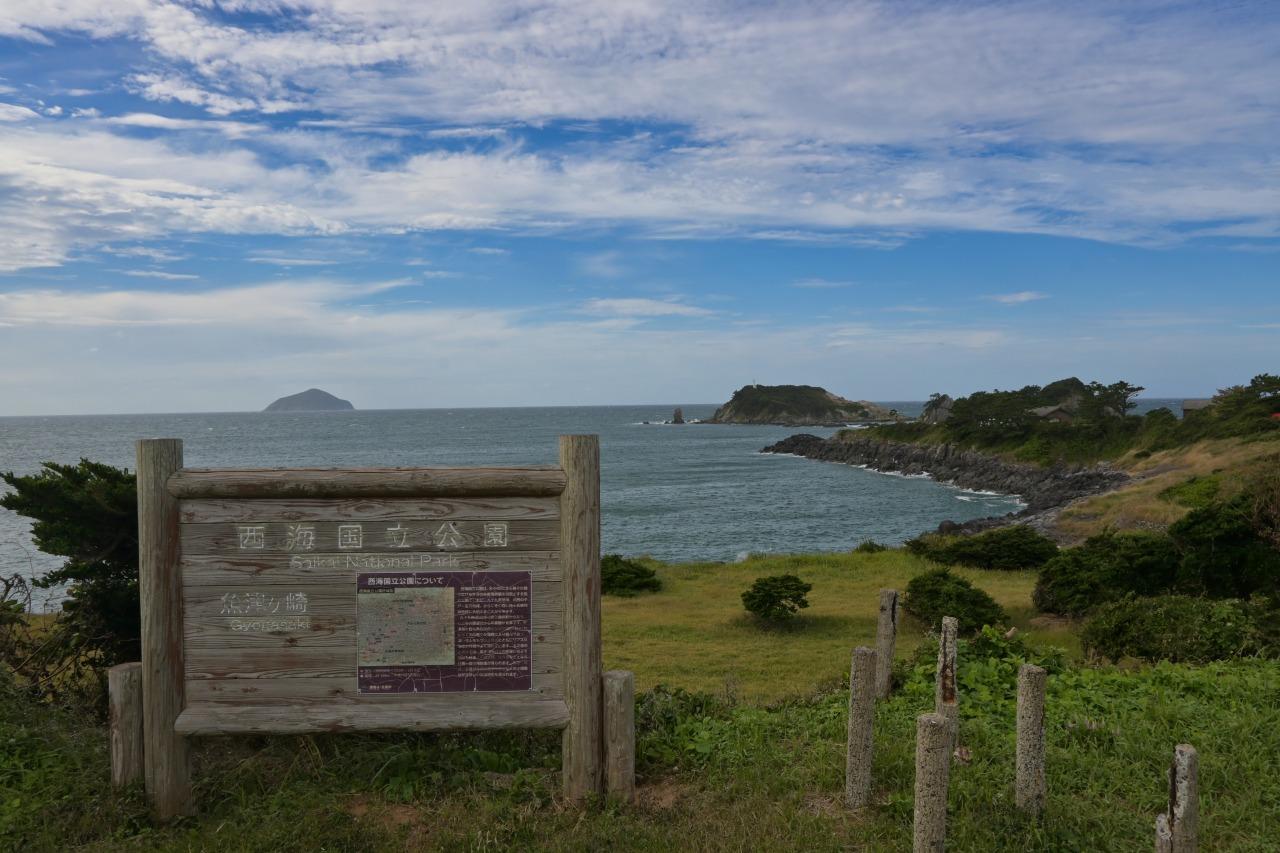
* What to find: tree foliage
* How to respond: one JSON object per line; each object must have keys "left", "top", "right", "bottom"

{"left": 903, "top": 569, "right": 1007, "bottom": 633}
{"left": 741, "top": 575, "right": 812, "bottom": 623}
{"left": 0, "top": 460, "right": 139, "bottom": 703}
{"left": 601, "top": 554, "right": 662, "bottom": 596}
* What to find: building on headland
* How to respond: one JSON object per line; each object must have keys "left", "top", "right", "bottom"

{"left": 1028, "top": 404, "right": 1075, "bottom": 424}
{"left": 1181, "top": 399, "right": 1213, "bottom": 417}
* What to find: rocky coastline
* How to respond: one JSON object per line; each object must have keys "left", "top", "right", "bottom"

{"left": 761, "top": 433, "right": 1129, "bottom": 538}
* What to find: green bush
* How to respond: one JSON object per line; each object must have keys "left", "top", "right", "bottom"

{"left": 903, "top": 569, "right": 1007, "bottom": 633}
{"left": 600, "top": 554, "right": 662, "bottom": 596}
{"left": 1159, "top": 475, "right": 1221, "bottom": 509}
{"left": 1033, "top": 531, "right": 1180, "bottom": 615}
{"left": 741, "top": 575, "right": 812, "bottom": 623}
{"left": 927, "top": 525, "right": 1059, "bottom": 570}
{"left": 1169, "top": 495, "right": 1280, "bottom": 599}
{"left": 1081, "top": 595, "right": 1280, "bottom": 663}
{"left": 853, "top": 539, "right": 888, "bottom": 554}
{"left": 0, "top": 460, "right": 139, "bottom": 705}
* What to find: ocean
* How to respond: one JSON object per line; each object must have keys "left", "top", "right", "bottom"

{"left": 0, "top": 399, "right": 1183, "bottom": 609}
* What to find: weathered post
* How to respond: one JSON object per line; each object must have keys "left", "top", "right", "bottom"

{"left": 603, "top": 670, "right": 636, "bottom": 804}
{"left": 1155, "top": 744, "right": 1199, "bottom": 852}
{"left": 874, "top": 589, "right": 898, "bottom": 699}
{"left": 934, "top": 616, "right": 958, "bottom": 747}
{"left": 913, "top": 712, "right": 951, "bottom": 853}
{"left": 561, "top": 435, "right": 603, "bottom": 801}
{"left": 845, "top": 646, "right": 877, "bottom": 809}
{"left": 137, "top": 438, "right": 191, "bottom": 818}
{"left": 1016, "top": 663, "right": 1047, "bottom": 815}
{"left": 107, "top": 661, "right": 144, "bottom": 787}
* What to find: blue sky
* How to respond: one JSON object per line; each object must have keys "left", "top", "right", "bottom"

{"left": 0, "top": 1, "right": 1276, "bottom": 414}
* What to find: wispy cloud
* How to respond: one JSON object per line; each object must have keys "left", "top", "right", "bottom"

{"left": 119, "top": 269, "right": 198, "bottom": 280}
{"left": 987, "top": 291, "right": 1049, "bottom": 305}
{"left": 580, "top": 298, "right": 711, "bottom": 318}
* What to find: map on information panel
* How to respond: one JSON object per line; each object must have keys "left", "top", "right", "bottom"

{"left": 355, "top": 571, "right": 532, "bottom": 694}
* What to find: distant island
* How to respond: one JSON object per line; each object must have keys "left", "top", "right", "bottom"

{"left": 263, "top": 388, "right": 355, "bottom": 412}
{"left": 708, "top": 384, "right": 897, "bottom": 426}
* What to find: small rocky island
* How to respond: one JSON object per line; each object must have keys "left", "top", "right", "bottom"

{"left": 263, "top": 388, "right": 355, "bottom": 412}
{"left": 708, "top": 384, "right": 897, "bottom": 426}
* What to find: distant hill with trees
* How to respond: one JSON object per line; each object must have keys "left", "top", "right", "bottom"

{"left": 709, "top": 384, "right": 897, "bottom": 426}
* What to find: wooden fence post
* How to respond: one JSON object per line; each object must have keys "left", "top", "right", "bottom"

{"left": 874, "top": 589, "right": 898, "bottom": 699}
{"left": 560, "top": 435, "right": 603, "bottom": 801}
{"left": 934, "top": 616, "right": 958, "bottom": 747}
{"left": 1155, "top": 744, "right": 1199, "bottom": 853}
{"left": 603, "top": 670, "right": 635, "bottom": 804}
{"left": 137, "top": 438, "right": 191, "bottom": 819}
{"left": 1016, "top": 663, "right": 1047, "bottom": 816}
{"left": 845, "top": 646, "right": 877, "bottom": 809}
{"left": 913, "top": 712, "right": 951, "bottom": 853}
{"left": 108, "top": 662, "right": 144, "bottom": 787}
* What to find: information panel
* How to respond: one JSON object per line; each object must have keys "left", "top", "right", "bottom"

{"left": 356, "top": 571, "right": 533, "bottom": 694}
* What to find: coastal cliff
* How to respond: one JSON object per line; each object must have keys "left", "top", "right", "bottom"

{"left": 709, "top": 384, "right": 896, "bottom": 426}
{"left": 762, "top": 433, "right": 1127, "bottom": 514}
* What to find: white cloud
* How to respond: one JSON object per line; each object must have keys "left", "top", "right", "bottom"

{"left": 580, "top": 297, "right": 711, "bottom": 318}
{"left": 987, "top": 291, "right": 1049, "bottom": 305}
{"left": 100, "top": 112, "right": 262, "bottom": 138}
{"left": 0, "top": 103, "right": 40, "bottom": 122}
{"left": 119, "top": 269, "right": 198, "bottom": 280}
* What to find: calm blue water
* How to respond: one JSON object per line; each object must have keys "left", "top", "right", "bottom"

{"left": 0, "top": 404, "right": 1027, "bottom": 608}
{"left": 0, "top": 399, "right": 1185, "bottom": 609}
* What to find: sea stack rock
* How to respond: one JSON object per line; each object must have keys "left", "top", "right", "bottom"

{"left": 672, "top": 407, "right": 685, "bottom": 424}
{"left": 708, "top": 384, "right": 897, "bottom": 426}
{"left": 263, "top": 388, "right": 355, "bottom": 412}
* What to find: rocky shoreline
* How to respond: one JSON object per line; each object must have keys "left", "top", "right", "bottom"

{"left": 761, "top": 433, "right": 1129, "bottom": 539}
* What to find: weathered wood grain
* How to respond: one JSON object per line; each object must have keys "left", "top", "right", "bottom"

{"left": 138, "top": 439, "right": 191, "bottom": 819}
{"left": 180, "top": 496, "right": 560, "bottom": 524}
{"left": 108, "top": 662, "right": 144, "bottom": 788}
{"left": 181, "top": 551, "right": 562, "bottom": 586}
{"left": 169, "top": 466, "right": 566, "bottom": 499}
{"left": 185, "top": 673, "right": 563, "bottom": 704}
{"left": 560, "top": 434, "right": 603, "bottom": 801}
{"left": 185, "top": 638, "right": 563, "bottom": 679}
{"left": 603, "top": 670, "right": 636, "bottom": 804}
{"left": 175, "top": 697, "right": 571, "bottom": 735}
{"left": 183, "top": 580, "right": 563, "bottom": 618}
{"left": 180, "top": 518, "right": 559, "bottom": 555}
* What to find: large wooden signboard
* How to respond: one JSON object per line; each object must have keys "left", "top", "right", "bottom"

{"left": 136, "top": 436, "right": 602, "bottom": 818}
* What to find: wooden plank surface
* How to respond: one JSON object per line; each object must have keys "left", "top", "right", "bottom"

{"left": 175, "top": 697, "right": 571, "bottom": 735}
{"left": 181, "top": 551, "right": 562, "bottom": 586}
{"left": 169, "top": 467, "right": 566, "bottom": 499}
{"left": 185, "top": 673, "right": 562, "bottom": 704}
{"left": 180, "top": 519, "right": 559, "bottom": 554}
{"left": 180, "top": 496, "right": 559, "bottom": 524}
{"left": 183, "top": 581, "right": 563, "bottom": 618}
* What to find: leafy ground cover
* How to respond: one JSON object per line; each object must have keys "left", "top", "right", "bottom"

{"left": 4, "top": 551, "right": 1277, "bottom": 851}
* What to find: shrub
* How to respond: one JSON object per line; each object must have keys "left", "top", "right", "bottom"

{"left": 1033, "top": 531, "right": 1179, "bottom": 615}
{"left": 0, "top": 460, "right": 139, "bottom": 705}
{"left": 853, "top": 539, "right": 888, "bottom": 554}
{"left": 1169, "top": 495, "right": 1280, "bottom": 600}
{"left": 1081, "top": 595, "right": 1280, "bottom": 663}
{"left": 1158, "top": 475, "right": 1221, "bottom": 509}
{"left": 906, "top": 525, "right": 1058, "bottom": 571}
{"left": 903, "top": 569, "right": 1007, "bottom": 634}
{"left": 600, "top": 554, "right": 662, "bottom": 596}
{"left": 741, "top": 575, "right": 812, "bottom": 623}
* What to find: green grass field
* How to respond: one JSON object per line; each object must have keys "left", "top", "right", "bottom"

{"left": 3, "top": 551, "right": 1277, "bottom": 851}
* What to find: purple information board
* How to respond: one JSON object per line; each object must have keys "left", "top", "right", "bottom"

{"left": 355, "top": 571, "right": 532, "bottom": 694}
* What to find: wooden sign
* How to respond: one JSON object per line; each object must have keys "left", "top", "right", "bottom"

{"left": 135, "top": 436, "right": 603, "bottom": 818}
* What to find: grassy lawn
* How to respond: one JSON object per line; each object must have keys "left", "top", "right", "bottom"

{"left": 604, "top": 551, "right": 1076, "bottom": 702}
{"left": 3, "top": 551, "right": 1275, "bottom": 851}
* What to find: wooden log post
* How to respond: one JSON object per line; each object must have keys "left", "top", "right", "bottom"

{"left": 1016, "top": 663, "right": 1047, "bottom": 816}
{"left": 1155, "top": 744, "right": 1199, "bottom": 853}
{"left": 913, "top": 712, "right": 951, "bottom": 853}
{"left": 934, "top": 616, "right": 958, "bottom": 747}
{"left": 137, "top": 438, "right": 192, "bottom": 818}
{"left": 874, "top": 589, "right": 898, "bottom": 699}
{"left": 845, "top": 646, "right": 877, "bottom": 809}
{"left": 108, "top": 662, "right": 144, "bottom": 787}
{"left": 560, "top": 435, "right": 603, "bottom": 801}
{"left": 603, "top": 670, "right": 636, "bottom": 804}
